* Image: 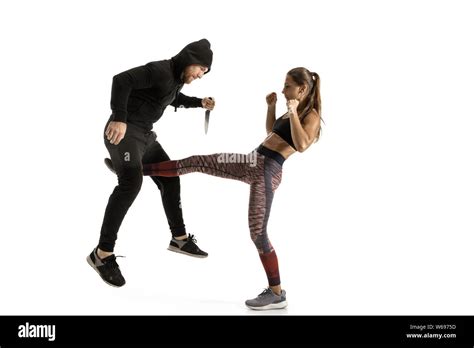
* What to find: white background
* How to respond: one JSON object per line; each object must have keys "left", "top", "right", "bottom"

{"left": 0, "top": 0, "right": 473, "bottom": 315}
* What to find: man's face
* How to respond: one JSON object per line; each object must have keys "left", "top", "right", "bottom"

{"left": 183, "top": 64, "right": 209, "bottom": 84}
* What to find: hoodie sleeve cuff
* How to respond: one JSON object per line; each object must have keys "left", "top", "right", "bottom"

{"left": 183, "top": 97, "right": 203, "bottom": 108}
{"left": 195, "top": 97, "right": 204, "bottom": 108}
{"left": 111, "top": 111, "right": 128, "bottom": 123}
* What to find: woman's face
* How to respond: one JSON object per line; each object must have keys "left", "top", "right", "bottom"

{"left": 281, "top": 75, "right": 306, "bottom": 101}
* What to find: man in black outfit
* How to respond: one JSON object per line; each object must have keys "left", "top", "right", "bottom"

{"left": 87, "top": 39, "right": 215, "bottom": 287}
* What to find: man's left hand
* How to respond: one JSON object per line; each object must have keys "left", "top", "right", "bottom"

{"left": 202, "top": 97, "right": 215, "bottom": 110}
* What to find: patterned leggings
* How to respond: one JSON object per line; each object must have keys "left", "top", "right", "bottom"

{"left": 143, "top": 148, "right": 284, "bottom": 286}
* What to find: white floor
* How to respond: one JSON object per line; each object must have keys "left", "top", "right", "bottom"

{"left": 2, "top": 171, "right": 474, "bottom": 316}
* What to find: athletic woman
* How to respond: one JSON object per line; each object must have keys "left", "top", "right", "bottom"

{"left": 143, "top": 67, "right": 322, "bottom": 310}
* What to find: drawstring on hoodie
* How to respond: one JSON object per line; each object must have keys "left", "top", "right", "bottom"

{"left": 174, "top": 85, "right": 184, "bottom": 112}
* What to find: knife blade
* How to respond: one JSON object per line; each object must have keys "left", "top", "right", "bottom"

{"left": 204, "top": 97, "right": 213, "bottom": 134}
{"left": 205, "top": 109, "right": 210, "bottom": 134}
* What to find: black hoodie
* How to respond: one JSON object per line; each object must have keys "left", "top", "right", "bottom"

{"left": 109, "top": 39, "right": 213, "bottom": 131}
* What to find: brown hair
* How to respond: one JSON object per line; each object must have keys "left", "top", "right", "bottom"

{"left": 287, "top": 67, "right": 323, "bottom": 140}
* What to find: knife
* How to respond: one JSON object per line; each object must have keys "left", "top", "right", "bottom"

{"left": 204, "top": 97, "right": 213, "bottom": 134}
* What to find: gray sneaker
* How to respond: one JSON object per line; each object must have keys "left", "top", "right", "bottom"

{"left": 245, "top": 288, "right": 288, "bottom": 310}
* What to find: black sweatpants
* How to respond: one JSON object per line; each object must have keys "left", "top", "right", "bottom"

{"left": 99, "top": 118, "right": 186, "bottom": 252}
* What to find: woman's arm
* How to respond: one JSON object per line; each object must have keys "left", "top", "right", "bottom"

{"left": 265, "top": 93, "right": 277, "bottom": 134}
{"left": 287, "top": 100, "right": 321, "bottom": 152}
{"left": 266, "top": 105, "right": 276, "bottom": 134}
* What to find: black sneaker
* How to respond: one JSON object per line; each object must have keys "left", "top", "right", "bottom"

{"left": 86, "top": 248, "right": 126, "bottom": 287}
{"left": 168, "top": 234, "right": 208, "bottom": 258}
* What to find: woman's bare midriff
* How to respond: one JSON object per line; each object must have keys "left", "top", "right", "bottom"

{"left": 261, "top": 132, "right": 297, "bottom": 159}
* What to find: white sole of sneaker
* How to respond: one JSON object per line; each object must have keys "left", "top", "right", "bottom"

{"left": 86, "top": 255, "right": 124, "bottom": 288}
{"left": 167, "top": 245, "right": 208, "bottom": 258}
{"left": 246, "top": 300, "right": 288, "bottom": 311}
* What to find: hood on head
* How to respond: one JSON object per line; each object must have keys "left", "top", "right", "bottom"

{"left": 171, "top": 38, "right": 213, "bottom": 79}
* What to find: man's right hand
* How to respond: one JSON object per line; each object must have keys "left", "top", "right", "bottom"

{"left": 266, "top": 92, "right": 277, "bottom": 107}
{"left": 105, "top": 121, "right": 127, "bottom": 145}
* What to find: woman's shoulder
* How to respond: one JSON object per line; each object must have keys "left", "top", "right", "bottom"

{"left": 301, "top": 109, "right": 319, "bottom": 121}
{"left": 310, "top": 108, "right": 320, "bottom": 118}
{"left": 301, "top": 109, "right": 320, "bottom": 126}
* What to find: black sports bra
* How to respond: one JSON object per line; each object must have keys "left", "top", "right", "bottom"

{"left": 272, "top": 114, "right": 296, "bottom": 150}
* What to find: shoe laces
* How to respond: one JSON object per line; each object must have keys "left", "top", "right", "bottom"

{"left": 187, "top": 234, "right": 198, "bottom": 244}
{"left": 258, "top": 288, "right": 273, "bottom": 297}
{"left": 103, "top": 255, "right": 125, "bottom": 271}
